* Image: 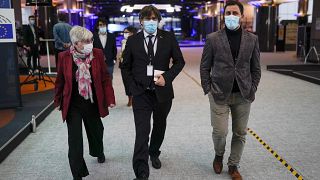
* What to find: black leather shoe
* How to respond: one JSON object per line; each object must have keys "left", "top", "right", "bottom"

{"left": 133, "top": 173, "right": 148, "bottom": 180}
{"left": 97, "top": 153, "right": 105, "bottom": 163}
{"left": 150, "top": 156, "right": 161, "bottom": 169}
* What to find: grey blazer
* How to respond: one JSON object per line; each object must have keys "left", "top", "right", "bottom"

{"left": 200, "top": 28, "right": 261, "bottom": 103}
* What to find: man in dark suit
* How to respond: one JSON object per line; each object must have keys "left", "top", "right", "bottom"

{"left": 23, "top": 15, "right": 41, "bottom": 73}
{"left": 121, "top": 5, "right": 185, "bottom": 180}
{"left": 93, "top": 18, "right": 117, "bottom": 79}
{"left": 200, "top": 1, "right": 261, "bottom": 180}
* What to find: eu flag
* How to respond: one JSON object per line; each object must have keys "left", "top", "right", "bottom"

{"left": 0, "top": 0, "right": 11, "bottom": 8}
{"left": 0, "top": 24, "right": 13, "bottom": 39}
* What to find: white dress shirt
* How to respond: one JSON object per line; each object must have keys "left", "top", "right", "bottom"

{"left": 143, "top": 30, "right": 157, "bottom": 56}
{"left": 29, "top": 24, "right": 36, "bottom": 44}
{"left": 99, "top": 33, "right": 107, "bottom": 49}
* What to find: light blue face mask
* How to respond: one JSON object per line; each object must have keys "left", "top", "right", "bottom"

{"left": 29, "top": 20, "right": 35, "bottom": 25}
{"left": 143, "top": 20, "right": 158, "bottom": 34}
{"left": 99, "top": 27, "right": 107, "bottom": 34}
{"left": 224, "top": 15, "right": 240, "bottom": 30}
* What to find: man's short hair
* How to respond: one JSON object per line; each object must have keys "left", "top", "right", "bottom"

{"left": 29, "top": 15, "right": 35, "bottom": 19}
{"left": 224, "top": 1, "right": 244, "bottom": 15}
{"left": 124, "top": 26, "right": 137, "bottom": 34}
{"left": 96, "top": 18, "right": 108, "bottom": 25}
{"left": 94, "top": 17, "right": 108, "bottom": 31}
{"left": 58, "top": 13, "right": 67, "bottom": 22}
{"left": 139, "top": 5, "right": 162, "bottom": 22}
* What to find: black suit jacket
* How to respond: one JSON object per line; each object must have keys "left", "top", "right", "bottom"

{"left": 23, "top": 25, "right": 41, "bottom": 46}
{"left": 121, "top": 29, "right": 185, "bottom": 102}
{"left": 93, "top": 32, "right": 117, "bottom": 66}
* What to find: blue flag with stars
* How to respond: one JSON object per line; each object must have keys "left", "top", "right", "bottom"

{"left": 0, "top": 0, "right": 10, "bottom": 8}
{"left": 0, "top": 24, "right": 13, "bottom": 39}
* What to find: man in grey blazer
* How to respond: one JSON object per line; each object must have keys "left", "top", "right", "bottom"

{"left": 200, "top": 1, "right": 261, "bottom": 180}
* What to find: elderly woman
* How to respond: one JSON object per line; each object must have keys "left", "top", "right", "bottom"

{"left": 54, "top": 26, "right": 115, "bottom": 180}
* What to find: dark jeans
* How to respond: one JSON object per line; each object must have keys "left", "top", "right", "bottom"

{"left": 132, "top": 90, "right": 172, "bottom": 178}
{"left": 107, "top": 65, "right": 114, "bottom": 80}
{"left": 66, "top": 99, "right": 104, "bottom": 178}
{"left": 27, "top": 45, "right": 39, "bottom": 71}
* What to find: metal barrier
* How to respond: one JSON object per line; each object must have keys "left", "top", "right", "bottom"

{"left": 39, "top": 38, "right": 55, "bottom": 74}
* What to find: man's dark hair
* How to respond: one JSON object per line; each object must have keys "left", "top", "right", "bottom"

{"left": 58, "top": 13, "right": 67, "bottom": 22}
{"left": 224, "top": 1, "right": 244, "bottom": 15}
{"left": 29, "top": 15, "right": 35, "bottom": 19}
{"left": 94, "top": 17, "right": 108, "bottom": 31}
{"left": 124, "top": 26, "right": 137, "bottom": 34}
{"left": 139, "top": 5, "right": 162, "bottom": 22}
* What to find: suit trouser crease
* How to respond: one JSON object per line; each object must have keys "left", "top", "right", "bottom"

{"left": 66, "top": 102, "right": 104, "bottom": 178}
{"left": 120, "top": 68, "right": 132, "bottom": 96}
{"left": 132, "top": 91, "right": 172, "bottom": 177}
{"left": 208, "top": 92, "right": 251, "bottom": 167}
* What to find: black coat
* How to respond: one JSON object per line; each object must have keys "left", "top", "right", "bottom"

{"left": 121, "top": 29, "right": 185, "bottom": 103}
{"left": 93, "top": 32, "right": 117, "bottom": 67}
{"left": 22, "top": 25, "right": 41, "bottom": 46}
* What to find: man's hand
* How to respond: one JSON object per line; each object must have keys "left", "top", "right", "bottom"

{"left": 63, "top": 43, "right": 71, "bottom": 48}
{"left": 109, "top": 104, "right": 115, "bottom": 108}
{"left": 155, "top": 75, "right": 166, "bottom": 86}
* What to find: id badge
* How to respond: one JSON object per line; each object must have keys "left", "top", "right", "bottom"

{"left": 147, "top": 65, "right": 153, "bottom": 76}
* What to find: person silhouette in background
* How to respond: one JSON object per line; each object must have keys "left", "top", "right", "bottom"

{"left": 93, "top": 18, "right": 117, "bottom": 80}
{"left": 119, "top": 26, "right": 137, "bottom": 107}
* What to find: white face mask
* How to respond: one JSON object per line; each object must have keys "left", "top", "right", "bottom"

{"left": 80, "top": 43, "right": 93, "bottom": 54}
{"left": 29, "top": 20, "right": 35, "bottom": 25}
{"left": 123, "top": 33, "right": 129, "bottom": 39}
{"left": 99, "top": 27, "right": 107, "bottom": 34}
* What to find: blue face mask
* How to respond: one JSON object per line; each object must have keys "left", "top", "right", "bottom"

{"left": 224, "top": 15, "right": 240, "bottom": 30}
{"left": 143, "top": 20, "right": 158, "bottom": 34}
{"left": 99, "top": 27, "right": 107, "bottom": 34}
{"left": 29, "top": 20, "right": 35, "bottom": 25}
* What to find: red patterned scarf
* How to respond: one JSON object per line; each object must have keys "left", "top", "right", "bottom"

{"left": 70, "top": 46, "right": 94, "bottom": 103}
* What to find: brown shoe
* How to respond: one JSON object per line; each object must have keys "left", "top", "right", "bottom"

{"left": 213, "top": 155, "right": 223, "bottom": 174}
{"left": 228, "top": 166, "right": 242, "bottom": 180}
{"left": 127, "top": 96, "right": 132, "bottom": 107}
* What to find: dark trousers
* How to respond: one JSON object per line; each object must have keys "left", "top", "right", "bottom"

{"left": 54, "top": 48, "right": 65, "bottom": 69}
{"left": 66, "top": 100, "right": 104, "bottom": 178}
{"left": 120, "top": 69, "right": 132, "bottom": 96}
{"left": 132, "top": 90, "right": 172, "bottom": 178}
{"left": 27, "top": 45, "right": 39, "bottom": 71}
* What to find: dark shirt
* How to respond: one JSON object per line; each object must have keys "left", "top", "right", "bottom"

{"left": 71, "top": 60, "right": 98, "bottom": 107}
{"left": 226, "top": 27, "right": 242, "bottom": 92}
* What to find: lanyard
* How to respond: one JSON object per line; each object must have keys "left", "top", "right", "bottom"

{"left": 144, "top": 36, "right": 157, "bottom": 63}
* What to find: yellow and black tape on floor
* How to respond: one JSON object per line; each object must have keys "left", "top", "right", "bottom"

{"left": 247, "top": 128, "right": 304, "bottom": 180}
{"left": 182, "top": 70, "right": 304, "bottom": 180}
